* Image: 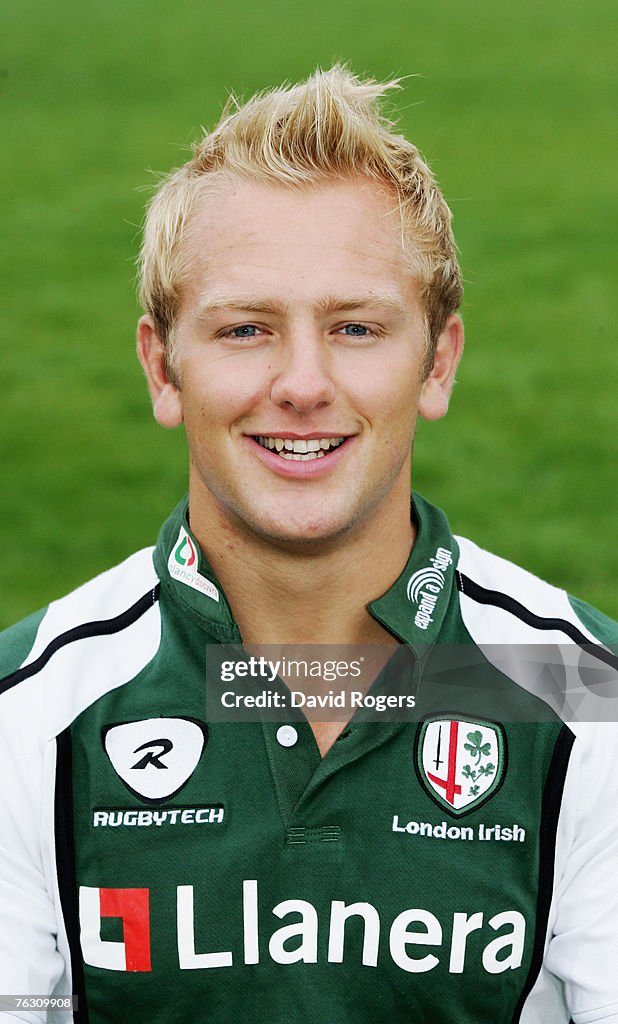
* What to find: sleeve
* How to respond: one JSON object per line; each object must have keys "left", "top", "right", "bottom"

{"left": 0, "top": 839, "right": 65, "bottom": 1019}
{"left": 0, "top": 646, "right": 70, "bottom": 1023}
{"left": 545, "top": 723, "right": 618, "bottom": 1023}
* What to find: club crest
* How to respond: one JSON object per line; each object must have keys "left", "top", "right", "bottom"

{"left": 415, "top": 716, "right": 506, "bottom": 816}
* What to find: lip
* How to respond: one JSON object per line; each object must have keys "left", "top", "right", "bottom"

{"left": 243, "top": 434, "right": 354, "bottom": 479}
{"left": 248, "top": 432, "right": 349, "bottom": 441}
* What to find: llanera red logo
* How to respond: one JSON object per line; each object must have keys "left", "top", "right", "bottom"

{"left": 80, "top": 887, "right": 151, "bottom": 972}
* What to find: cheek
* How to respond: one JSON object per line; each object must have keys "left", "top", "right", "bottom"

{"left": 180, "top": 368, "right": 266, "bottom": 429}
{"left": 371, "top": 379, "right": 421, "bottom": 464}
{"left": 366, "top": 369, "right": 422, "bottom": 425}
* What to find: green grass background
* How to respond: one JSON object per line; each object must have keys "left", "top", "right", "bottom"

{"left": 2, "top": 0, "right": 616, "bottom": 628}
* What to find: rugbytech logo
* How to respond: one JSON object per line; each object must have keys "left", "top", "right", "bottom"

{"left": 167, "top": 526, "right": 219, "bottom": 602}
{"left": 406, "top": 547, "right": 453, "bottom": 630}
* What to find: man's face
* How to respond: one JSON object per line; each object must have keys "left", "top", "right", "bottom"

{"left": 139, "top": 176, "right": 461, "bottom": 547}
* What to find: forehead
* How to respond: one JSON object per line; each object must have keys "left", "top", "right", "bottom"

{"left": 179, "top": 175, "right": 418, "bottom": 311}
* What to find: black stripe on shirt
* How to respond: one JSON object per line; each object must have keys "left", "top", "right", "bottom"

{"left": 456, "top": 572, "right": 618, "bottom": 672}
{"left": 511, "top": 725, "right": 575, "bottom": 1022}
{"left": 55, "top": 727, "right": 89, "bottom": 1024}
{"left": 0, "top": 584, "right": 161, "bottom": 694}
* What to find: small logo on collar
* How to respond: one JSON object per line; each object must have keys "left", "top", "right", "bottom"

{"left": 406, "top": 546, "right": 452, "bottom": 630}
{"left": 168, "top": 526, "right": 219, "bottom": 602}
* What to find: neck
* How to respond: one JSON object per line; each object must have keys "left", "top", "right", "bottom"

{"left": 188, "top": 491, "right": 415, "bottom": 647}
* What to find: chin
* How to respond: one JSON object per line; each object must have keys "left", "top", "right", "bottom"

{"left": 249, "top": 509, "right": 359, "bottom": 549}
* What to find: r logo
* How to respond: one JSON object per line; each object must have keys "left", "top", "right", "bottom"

{"left": 103, "top": 718, "right": 208, "bottom": 802}
{"left": 131, "top": 738, "right": 174, "bottom": 770}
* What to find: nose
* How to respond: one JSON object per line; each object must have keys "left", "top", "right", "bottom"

{"left": 269, "top": 330, "right": 336, "bottom": 412}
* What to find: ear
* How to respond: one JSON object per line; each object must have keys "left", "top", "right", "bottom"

{"left": 136, "top": 316, "right": 183, "bottom": 428}
{"left": 418, "top": 315, "right": 464, "bottom": 422}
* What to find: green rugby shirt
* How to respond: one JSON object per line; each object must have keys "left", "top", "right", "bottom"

{"left": 1, "top": 494, "right": 617, "bottom": 1024}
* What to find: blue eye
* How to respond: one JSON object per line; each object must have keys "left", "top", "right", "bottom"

{"left": 342, "top": 324, "right": 369, "bottom": 336}
{"left": 230, "top": 325, "right": 259, "bottom": 337}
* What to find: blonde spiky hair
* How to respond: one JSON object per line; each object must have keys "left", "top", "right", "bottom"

{"left": 139, "top": 65, "right": 462, "bottom": 368}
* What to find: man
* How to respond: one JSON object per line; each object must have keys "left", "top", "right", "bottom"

{"left": 1, "top": 66, "right": 617, "bottom": 1024}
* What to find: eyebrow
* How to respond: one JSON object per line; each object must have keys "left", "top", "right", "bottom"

{"left": 194, "top": 293, "right": 408, "bottom": 319}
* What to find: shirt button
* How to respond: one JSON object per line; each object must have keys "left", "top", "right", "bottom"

{"left": 276, "top": 725, "right": 298, "bottom": 748}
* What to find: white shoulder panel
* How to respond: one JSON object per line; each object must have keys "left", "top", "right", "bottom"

{"left": 22, "top": 546, "right": 159, "bottom": 667}
{"left": 455, "top": 535, "right": 617, "bottom": 723}
{"left": 455, "top": 535, "right": 602, "bottom": 645}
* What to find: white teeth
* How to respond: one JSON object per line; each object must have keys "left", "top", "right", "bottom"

{"left": 254, "top": 436, "right": 346, "bottom": 459}
{"left": 279, "top": 450, "right": 326, "bottom": 461}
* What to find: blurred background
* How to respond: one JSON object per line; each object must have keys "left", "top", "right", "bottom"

{"left": 2, "top": 0, "right": 616, "bottom": 628}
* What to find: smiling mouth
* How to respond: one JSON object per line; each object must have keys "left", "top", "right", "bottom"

{"left": 253, "top": 436, "right": 347, "bottom": 461}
